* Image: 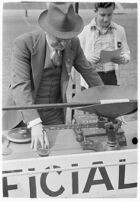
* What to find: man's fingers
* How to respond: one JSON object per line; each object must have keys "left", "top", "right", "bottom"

{"left": 30, "top": 138, "right": 34, "bottom": 149}
{"left": 39, "top": 137, "right": 44, "bottom": 149}
{"left": 31, "top": 138, "right": 38, "bottom": 151}
{"left": 93, "top": 57, "right": 100, "bottom": 62}
{"left": 38, "top": 135, "right": 49, "bottom": 149}
{"left": 44, "top": 136, "right": 49, "bottom": 148}
{"left": 33, "top": 140, "right": 38, "bottom": 151}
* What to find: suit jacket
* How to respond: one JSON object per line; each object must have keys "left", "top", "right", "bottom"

{"left": 3, "top": 30, "right": 103, "bottom": 130}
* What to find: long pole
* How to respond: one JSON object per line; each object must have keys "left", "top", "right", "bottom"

{"left": 2, "top": 100, "right": 136, "bottom": 111}
{"left": 75, "top": 2, "right": 79, "bottom": 13}
{"left": 71, "top": 2, "right": 79, "bottom": 121}
{"left": 2, "top": 102, "right": 96, "bottom": 111}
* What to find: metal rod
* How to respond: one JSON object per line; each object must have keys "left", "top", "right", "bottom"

{"left": 2, "top": 102, "right": 97, "bottom": 111}
{"left": 75, "top": 2, "right": 79, "bottom": 13}
{"left": 2, "top": 100, "right": 137, "bottom": 111}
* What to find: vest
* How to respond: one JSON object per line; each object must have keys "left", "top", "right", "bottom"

{"left": 35, "top": 46, "right": 64, "bottom": 125}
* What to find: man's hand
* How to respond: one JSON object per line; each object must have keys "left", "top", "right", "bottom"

{"left": 30, "top": 123, "right": 49, "bottom": 151}
{"left": 90, "top": 56, "right": 101, "bottom": 64}
{"left": 111, "top": 56, "right": 126, "bottom": 64}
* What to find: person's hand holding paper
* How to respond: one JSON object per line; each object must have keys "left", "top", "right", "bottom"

{"left": 100, "top": 48, "right": 124, "bottom": 64}
{"left": 111, "top": 52, "right": 126, "bottom": 64}
{"left": 88, "top": 55, "right": 101, "bottom": 65}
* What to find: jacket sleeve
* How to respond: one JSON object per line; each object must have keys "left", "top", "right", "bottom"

{"left": 78, "top": 26, "right": 87, "bottom": 50}
{"left": 73, "top": 38, "right": 104, "bottom": 87}
{"left": 10, "top": 37, "right": 40, "bottom": 123}
{"left": 120, "top": 26, "right": 131, "bottom": 63}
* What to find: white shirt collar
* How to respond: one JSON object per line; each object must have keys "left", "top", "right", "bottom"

{"left": 90, "top": 18, "right": 116, "bottom": 31}
{"left": 46, "top": 34, "right": 54, "bottom": 53}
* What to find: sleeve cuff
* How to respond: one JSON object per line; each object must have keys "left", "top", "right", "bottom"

{"left": 27, "top": 118, "right": 42, "bottom": 128}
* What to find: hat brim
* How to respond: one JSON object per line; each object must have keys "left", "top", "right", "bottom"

{"left": 38, "top": 10, "right": 84, "bottom": 39}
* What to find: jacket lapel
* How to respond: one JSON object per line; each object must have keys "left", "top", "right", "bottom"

{"left": 31, "top": 31, "right": 46, "bottom": 96}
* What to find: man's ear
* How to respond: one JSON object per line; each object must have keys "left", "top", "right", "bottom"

{"left": 94, "top": 10, "right": 98, "bottom": 17}
{"left": 94, "top": 8, "right": 97, "bottom": 13}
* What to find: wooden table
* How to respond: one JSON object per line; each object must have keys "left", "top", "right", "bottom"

{"left": 2, "top": 121, "right": 137, "bottom": 160}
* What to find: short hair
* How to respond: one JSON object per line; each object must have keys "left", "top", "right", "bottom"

{"left": 94, "top": 2, "right": 116, "bottom": 12}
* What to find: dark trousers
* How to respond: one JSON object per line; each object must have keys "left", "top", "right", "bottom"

{"left": 98, "top": 70, "right": 117, "bottom": 85}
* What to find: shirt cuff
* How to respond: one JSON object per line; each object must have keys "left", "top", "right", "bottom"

{"left": 27, "top": 118, "right": 42, "bottom": 128}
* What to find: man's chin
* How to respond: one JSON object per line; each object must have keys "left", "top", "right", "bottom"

{"left": 102, "top": 23, "right": 110, "bottom": 28}
{"left": 56, "top": 47, "right": 65, "bottom": 51}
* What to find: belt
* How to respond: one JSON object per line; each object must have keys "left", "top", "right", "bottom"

{"left": 98, "top": 70, "right": 115, "bottom": 74}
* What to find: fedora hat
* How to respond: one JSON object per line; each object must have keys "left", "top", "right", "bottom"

{"left": 38, "top": 2, "right": 84, "bottom": 39}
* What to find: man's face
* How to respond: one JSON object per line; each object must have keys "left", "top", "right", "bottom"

{"left": 47, "top": 33, "right": 71, "bottom": 50}
{"left": 96, "top": 5, "right": 114, "bottom": 28}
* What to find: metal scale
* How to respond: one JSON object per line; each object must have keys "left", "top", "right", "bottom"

{"left": 71, "top": 85, "right": 137, "bottom": 151}
{"left": 73, "top": 115, "right": 127, "bottom": 151}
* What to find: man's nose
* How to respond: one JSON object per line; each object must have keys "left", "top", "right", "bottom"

{"left": 104, "top": 16, "right": 109, "bottom": 22}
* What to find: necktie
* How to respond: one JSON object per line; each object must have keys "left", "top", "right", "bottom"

{"left": 51, "top": 50, "right": 62, "bottom": 67}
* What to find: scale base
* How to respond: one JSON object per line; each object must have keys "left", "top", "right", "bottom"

{"left": 82, "top": 140, "right": 120, "bottom": 152}
{"left": 76, "top": 128, "right": 127, "bottom": 151}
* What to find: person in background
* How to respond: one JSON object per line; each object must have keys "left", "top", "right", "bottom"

{"left": 3, "top": 2, "right": 103, "bottom": 151}
{"left": 79, "top": 2, "right": 130, "bottom": 88}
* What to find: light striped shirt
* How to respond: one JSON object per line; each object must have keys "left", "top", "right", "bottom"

{"left": 90, "top": 19, "right": 116, "bottom": 72}
{"left": 79, "top": 18, "right": 130, "bottom": 87}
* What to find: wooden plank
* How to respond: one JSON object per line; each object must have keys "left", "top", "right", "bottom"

{"left": 2, "top": 121, "right": 137, "bottom": 161}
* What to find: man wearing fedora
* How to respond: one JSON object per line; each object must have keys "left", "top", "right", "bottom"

{"left": 3, "top": 3, "right": 103, "bottom": 151}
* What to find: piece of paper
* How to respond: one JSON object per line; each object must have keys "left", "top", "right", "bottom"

{"left": 100, "top": 49, "right": 121, "bottom": 64}
{"left": 100, "top": 99, "right": 129, "bottom": 104}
